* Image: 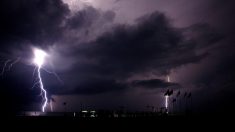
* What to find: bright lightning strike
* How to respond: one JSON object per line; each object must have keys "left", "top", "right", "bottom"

{"left": 165, "top": 95, "right": 169, "bottom": 108}
{"left": 34, "top": 49, "right": 47, "bottom": 68}
{"left": 165, "top": 75, "right": 170, "bottom": 109}
{"left": 1, "top": 48, "right": 59, "bottom": 113}
{"left": 33, "top": 48, "right": 48, "bottom": 112}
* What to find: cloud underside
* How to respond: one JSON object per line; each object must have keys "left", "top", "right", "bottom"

{"left": 0, "top": 0, "right": 221, "bottom": 95}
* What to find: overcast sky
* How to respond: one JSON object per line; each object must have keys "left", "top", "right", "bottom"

{"left": 0, "top": 0, "right": 235, "bottom": 114}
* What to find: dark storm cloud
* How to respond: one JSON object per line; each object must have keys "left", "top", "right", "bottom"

{"left": 0, "top": 0, "right": 227, "bottom": 114}
{"left": 0, "top": 0, "right": 69, "bottom": 49}
{"left": 131, "top": 79, "right": 180, "bottom": 89}
{"left": 80, "top": 12, "right": 211, "bottom": 78}
{"left": 61, "top": 6, "right": 116, "bottom": 44}
{"left": 69, "top": 78, "right": 127, "bottom": 95}
{"left": 66, "top": 6, "right": 115, "bottom": 30}
{"left": 56, "top": 11, "right": 222, "bottom": 95}
{"left": 182, "top": 23, "right": 224, "bottom": 49}
{"left": 178, "top": 0, "right": 235, "bottom": 113}
{"left": 204, "top": 0, "right": 235, "bottom": 32}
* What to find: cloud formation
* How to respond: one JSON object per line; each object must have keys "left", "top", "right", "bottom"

{"left": 54, "top": 12, "right": 217, "bottom": 95}
{"left": 0, "top": 0, "right": 222, "bottom": 96}
{"left": 0, "top": 0, "right": 226, "bottom": 113}
{"left": 131, "top": 79, "right": 180, "bottom": 89}
{"left": 0, "top": 0, "right": 69, "bottom": 48}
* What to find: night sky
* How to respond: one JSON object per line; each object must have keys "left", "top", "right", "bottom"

{"left": 0, "top": 0, "right": 235, "bottom": 114}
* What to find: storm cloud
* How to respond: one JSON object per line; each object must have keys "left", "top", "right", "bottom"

{"left": 0, "top": 0, "right": 229, "bottom": 113}
{"left": 0, "top": 0, "right": 69, "bottom": 48}
{"left": 54, "top": 11, "right": 219, "bottom": 95}
{"left": 0, "top": 1, "right": 222, "bottom": 95}
{"left": 132, "top": 79, "right": 180, "bottom": 89}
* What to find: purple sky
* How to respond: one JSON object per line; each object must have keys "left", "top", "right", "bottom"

{"left": 0, "top": 0, "right": 235, "bottom": 114}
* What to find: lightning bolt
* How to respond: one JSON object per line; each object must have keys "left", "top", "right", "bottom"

{"left": 0, "top": 48, "right": 60, "bottom": 113}
{"left": 31, "top": 66, "right": 58, "bottom": 112}
{"left": 33, "top": 48, "right": 49, "bottom": 112}
{"left": 35, "top": 67, "right": 63, "bottom": 112}
{"left": 1, "top": 58, "right": 21, "bottom": 76}
{"left": 165, "top": 95, "right": 169, "bottom": 108}
{"left": 37, "top": 66, "right": 48, "bottom": 112}
{"left": 165, "top": 75, "right": 170, "bottom": 110}
{"left": 1, "top": 59, "right": 11, "bottom": 75}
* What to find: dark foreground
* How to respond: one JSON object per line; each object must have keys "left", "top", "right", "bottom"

{"left": 3, "top": 114, "right": 234, "bottom": 131}
{"left": 0, "top": 110, "right": 233, "bottom": 130}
